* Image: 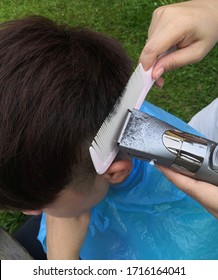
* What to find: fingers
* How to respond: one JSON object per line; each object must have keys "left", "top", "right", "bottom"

{"left": 139, "top": 19, "right": 188, "bottom": 70}
{"left": 157, "top": 166, "right": 200, "bottom": 196}
{"left": 140, "top": 37, "right": 205, "bottom": 73}
{"left": 140, "top": 38, "right": 209, "bottom": 84}
{"left": 155, "top": 76, "right": 165, "bottom": 88}
{"left": 151, "top": 43, "right": 205, "bottom": 79}
{"left": 157, "top": 165, "right": 218, "bottom": 218}
{"left": 139, "top": 1, "right": 216, "bottom": 75}
{"left": 139, "top": 40, "right": 176, "bottom": 72}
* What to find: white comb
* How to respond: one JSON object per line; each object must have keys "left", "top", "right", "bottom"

{"left": 89, "top": 63, "right": 155, "bottom": 174}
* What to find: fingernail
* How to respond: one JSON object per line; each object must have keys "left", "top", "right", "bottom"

{"left": 155, "top": 67, "right": 164, "bottom": 80}
{"left": 154, "top": 76, "right": 165, "bottom": 89}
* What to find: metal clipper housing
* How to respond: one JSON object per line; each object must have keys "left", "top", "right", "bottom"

{"left": 117, "top": 109, "right": 218, "bottom": 186}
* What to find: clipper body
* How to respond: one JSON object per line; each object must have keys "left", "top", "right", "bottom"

{"left": 117, "top": 109, "right": 218, "bottom": 186}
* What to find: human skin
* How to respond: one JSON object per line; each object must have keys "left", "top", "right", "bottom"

{"left": 46, "top": 212, "right": 91, "bottom": 260}
{"left": 23, "top": 159, "right": 133, "bottom": 259}
{"left": 139, "top": 0, "right": 218, "bottom": 220}
{"left": 157, "top": 165, "right": 218, "bottom": 219}
{"left": 139, "top": 0, "right": 218, "bottom": 87}
{"left": 22, "top": 0, "right": 218, "bottom": 257}
{"left": 46, "top": 160, "right": 132, "bottom": 259}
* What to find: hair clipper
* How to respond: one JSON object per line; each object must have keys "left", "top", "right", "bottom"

{"left": 117, "top": 109, "right": 218, "bottom": 186}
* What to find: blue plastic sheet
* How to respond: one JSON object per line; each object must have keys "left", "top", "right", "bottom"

{"left": 38, "top": 101, "right": 218, "bottom": 259}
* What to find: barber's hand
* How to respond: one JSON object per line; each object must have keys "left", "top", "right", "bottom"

{"left": 157, "top": 165, "right": 218, "bottom": 219}
{"left": 139, "top": 0, "right": 218, "bottom": 87}
{"left": 46, "top": 212, "right": 90, "bottom": 260}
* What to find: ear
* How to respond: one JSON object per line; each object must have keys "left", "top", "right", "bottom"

{"left": 103, "top": 160, "right": 133, "bottom": 184}
{"left": 22, "top": 210, "right": 42, "bottom": 216}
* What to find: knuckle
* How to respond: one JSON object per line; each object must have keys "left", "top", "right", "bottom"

{"left": 152, "top": 5, "right": 171, "bottom": 18}
{"left": 194, "top": 47, "right": 207, "bottom": 63}
{"left": 143, "top": 43, "right": 156, "bottom": 56}
{"left": 165, "top": 55, "right": 178, "bottom": 71}
{"left": 152, "top": 6, "right": 164, "bottom": 17}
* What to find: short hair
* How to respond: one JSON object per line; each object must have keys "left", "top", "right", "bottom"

{"left": 0, "top": 16, "right": 132, "bottom": 210}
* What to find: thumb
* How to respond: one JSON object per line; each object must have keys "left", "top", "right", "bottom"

{"left": 152, "top": 42, "right": 206, "bottom": 78}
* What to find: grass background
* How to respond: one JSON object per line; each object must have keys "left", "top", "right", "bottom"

{"left": 0, "top": 0, "right": 217, "bottom": 234}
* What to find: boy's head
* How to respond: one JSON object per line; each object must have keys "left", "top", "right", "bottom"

{"left": 0, "top": 16, "right": 133, "bottom": 216}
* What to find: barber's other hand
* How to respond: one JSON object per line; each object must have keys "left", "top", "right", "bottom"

{"left": 140, "top": 0, "right": 218, "bottom": 87}
{"left": 157, "top": 165, "right": 218, "bottom": 219}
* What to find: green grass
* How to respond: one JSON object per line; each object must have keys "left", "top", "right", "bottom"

{"left": 0, "top": 0, "right": 218, "bottom": 233}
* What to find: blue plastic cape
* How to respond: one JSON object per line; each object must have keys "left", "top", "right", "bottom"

{"left": 38, "top": 101, "right": 218, "bottom": 259}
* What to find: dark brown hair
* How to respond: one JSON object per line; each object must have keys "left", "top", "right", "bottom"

{"left": 0, "top": 16, "right": 132, "bottom": 210}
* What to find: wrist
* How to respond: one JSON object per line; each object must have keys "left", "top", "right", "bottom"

{"left": 192, "top": 0, "right": 218, "bottom": 42}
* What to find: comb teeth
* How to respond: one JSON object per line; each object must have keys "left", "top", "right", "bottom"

{"left": 89, "top": 63, "right": 155, "bottom": 174}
